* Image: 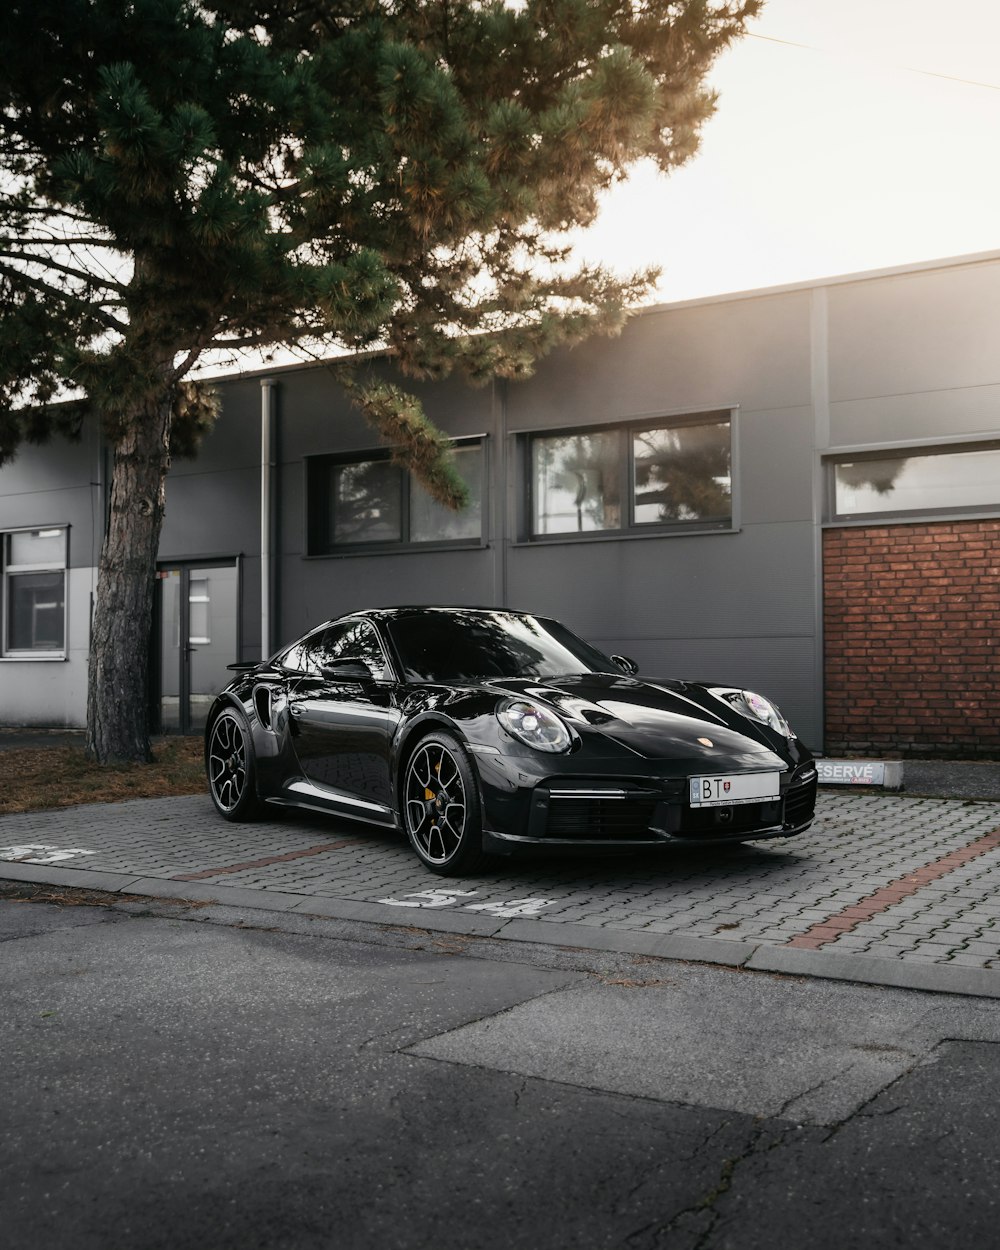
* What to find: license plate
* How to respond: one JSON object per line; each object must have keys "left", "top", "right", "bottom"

{"left": 689, "top": 772, "right": 780, "bottom": 808}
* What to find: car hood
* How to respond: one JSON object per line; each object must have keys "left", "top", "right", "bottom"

{"left": 486, "top": 674, "right": 790, "bottom": 769}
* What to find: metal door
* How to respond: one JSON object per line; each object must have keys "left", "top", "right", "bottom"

{"left": 157, "top": 561, "right": 239, "bottom": 734}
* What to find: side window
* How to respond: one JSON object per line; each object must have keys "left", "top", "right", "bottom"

{"left": 338, "top": 620, "right": 390, "bottom": 680}
{"left": 307, "top": 623, "right": 355, "bottom": 674}
{"left": 313, "top": 620, "right": 389, "bottom": 679}
{"left": 279, "top": 620, "right": 390, "bottom": 678}
{"left": 278, "top": 625, "right": 347, "bottom": 674}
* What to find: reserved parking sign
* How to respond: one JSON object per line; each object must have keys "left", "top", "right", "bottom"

{"left": 816, "top": 759, "right": 904, "bottom": 789}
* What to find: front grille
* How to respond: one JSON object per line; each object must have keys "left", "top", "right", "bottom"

{"left": 544, "top": 796, "right": 659, "bottom": 840}
{"left": 678, "top": 800, "right": 784, "bottom": 839}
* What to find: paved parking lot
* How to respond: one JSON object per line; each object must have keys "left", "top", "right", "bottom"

{"left": 3, "top": 789, "right": 1000, "bottom": 996}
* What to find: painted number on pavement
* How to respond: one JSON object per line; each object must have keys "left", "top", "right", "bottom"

{"left": 464, "top": 897, "right": 554, "bottom": 917}
{"left": 376, "top": 888, "right": 554, "bottom": 918}
{"left": 0, "top": 844, "right": 98, "bottom": 865}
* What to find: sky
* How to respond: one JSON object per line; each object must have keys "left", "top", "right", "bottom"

{"left": 571, "top": 0, "right": 1000, "bottom": 303}
{"left": 205, "top": 0, "right": 1000, "bottom": 374}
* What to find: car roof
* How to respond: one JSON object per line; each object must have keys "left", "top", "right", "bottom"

{"left": 353, "top": 606, "right": 538, "bottom": 620}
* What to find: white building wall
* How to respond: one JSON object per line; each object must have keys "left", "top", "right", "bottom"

{"left": 0, "top": 566, "right": 94, "bottom": 726}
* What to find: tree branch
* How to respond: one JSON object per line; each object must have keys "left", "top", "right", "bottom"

{"left": 0, "top": 201, "right": 103, "bottom": 227}
{"left": 0, "top": 249, "right": 126, "bottom": 292}
{"left": 0, "top": 259, "right": 128, "bottom": 332}
{"left": 0, "top": 233, "right": 121, "bottom": 248}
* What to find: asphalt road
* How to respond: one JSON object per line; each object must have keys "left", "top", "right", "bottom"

{"left": 3, "top": 881, "right": 1000, "bottom": 1250}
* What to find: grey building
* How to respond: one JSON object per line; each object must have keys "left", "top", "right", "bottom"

{"left": 4, "top": 249, "right": 1000, "bottom": 756}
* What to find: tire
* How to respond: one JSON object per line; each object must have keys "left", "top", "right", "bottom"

{"left": 206, "top": 707, "right": 263, "bottom": 822}
{"left": 402, "top": 732, "right": 486, "bottom": 875}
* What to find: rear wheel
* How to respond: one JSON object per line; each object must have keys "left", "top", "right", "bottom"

{"left": 402, "top": 732, "right": 486, "bottom": 875}
{"left": 206, "top": 707, "right": 263, "bottom": 821}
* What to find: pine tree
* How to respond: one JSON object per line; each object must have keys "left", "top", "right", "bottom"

{"left": 0, "top": 0, "right": 760, "bottom": 762}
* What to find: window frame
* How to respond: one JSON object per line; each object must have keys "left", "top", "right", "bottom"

{"left": 304, "top": 436, "right": 488, "bottom": 557}
{"left": 521, "top": 410, "right": 737, "bottom": 543}
{"left": 1, "top": 525, "right": 69, "bottom": 660}
{"left": 824, "top": 438, "right": 1000, "bottom": 525}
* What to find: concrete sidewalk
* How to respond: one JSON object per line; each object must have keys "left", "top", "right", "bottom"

{"left": 3, "top": 785, "right": 1000, "bottom": 999}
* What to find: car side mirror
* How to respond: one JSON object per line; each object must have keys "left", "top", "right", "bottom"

{"left": 611, "top": 654, "right": 639, "bottom": 676}
{"left": 320, "top": 658, "right": 373, "bottom": 681}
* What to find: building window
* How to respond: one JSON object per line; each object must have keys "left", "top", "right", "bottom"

{"left": 531, "top": 430, "right": 623, "bottom": 534}
{"left": 2, "top": 527, "right": 68, "bottom": 657}
{"left": 188, "top": 576, "right": 211, "bottom": 645}
{"left": 331, "top": 459, "right": 404, "bottom": 546}
{"left": 528, "top": 413, "right": 732, "bottom": 538}
{"left": 307, "top": 438, "right": 485, "bottom": 554}
{"left": 829, "top": 442, "right": 1000, "bottom": 521}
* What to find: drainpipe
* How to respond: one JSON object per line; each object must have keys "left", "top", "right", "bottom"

{"left": 493, "top": 377, "right": 509, "bottom": 608}
{"left": 260, "top": 378, "right": 276, "bottom": 661}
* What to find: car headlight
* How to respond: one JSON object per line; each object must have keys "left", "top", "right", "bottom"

{"left": 497, "top": 700, "right": 572, "bottom": 753}
{"left": 738, "top": 690, "right": 793, "bottom": 737}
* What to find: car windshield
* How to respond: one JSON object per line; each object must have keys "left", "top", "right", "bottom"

{"left": 383, "top": 610, "right": 621, "bottom": 683}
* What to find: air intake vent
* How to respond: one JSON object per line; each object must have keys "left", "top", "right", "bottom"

{"left": 544, "top": 796, "right": 658, "bottom": 840}
{"left": 784, "top": 772, "right": 818, "bottom": 827}
{"left": 252, "top": 686, "right": 272, "bottom": 729}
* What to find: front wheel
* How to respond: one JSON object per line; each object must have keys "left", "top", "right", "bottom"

{"left": 206, "top": 707, "right": 263, "bottom": 821}
{"left": 402, "top": 733, "right": 486, "bottom": 875}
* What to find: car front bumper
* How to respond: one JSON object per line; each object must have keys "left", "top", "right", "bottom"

{"left": 473, "top": 749, "right": 818, "bottom": 853}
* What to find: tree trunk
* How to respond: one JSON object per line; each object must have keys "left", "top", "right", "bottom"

{"left": 85, "top": 392, "right": 173, "bottom": 764}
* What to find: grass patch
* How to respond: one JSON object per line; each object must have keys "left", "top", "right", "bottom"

{"left": 0, "top": 736, "right": 205, "bottom": 815}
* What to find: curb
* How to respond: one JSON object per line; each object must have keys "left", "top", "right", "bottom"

{"left": 4, "top": 859, "right": 1000, "bottom": 1000}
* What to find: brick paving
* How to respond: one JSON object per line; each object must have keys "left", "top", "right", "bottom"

{"left": 787, "top": 826, "right": 1000, "bottom": 950}
{"left": 3, "top": 790, "right": 1000, "bottom": 984}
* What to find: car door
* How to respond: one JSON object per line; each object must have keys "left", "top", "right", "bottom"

{"left": 286, "top": 619, "right": 401, "bottom": 823}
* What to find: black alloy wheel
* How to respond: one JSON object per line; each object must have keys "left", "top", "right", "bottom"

{"left": 403, "top": 732, "right": 486, "bottom": 875}
{"left": 207, "top": 708, "right": 262, "bottom": 821}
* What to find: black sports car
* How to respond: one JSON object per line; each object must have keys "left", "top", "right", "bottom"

{"left": 205, "top": 607, "right": 817, "bottom": 875}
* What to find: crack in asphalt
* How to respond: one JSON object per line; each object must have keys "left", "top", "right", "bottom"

{"left": 621, "top": 1121, "right": 766, "bottom": 1250}
{"left": 619, "top": 1050, "right": 925, "bottom": 1250}
{"left": 0, "top": 920, "right": 111, "bottom": 943}
{"left": 819, "top": 1051, "right": 927, "bottom": 1143}
{"left": 610, "top": 1117, "right": 743, "bottom": 1238}
{"left": 684, "top": 1120, "right": 802, "bottom": 1250}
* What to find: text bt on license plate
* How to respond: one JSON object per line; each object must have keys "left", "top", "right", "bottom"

{"left": 689, "top": 772, "right": 780, "bottom": 808}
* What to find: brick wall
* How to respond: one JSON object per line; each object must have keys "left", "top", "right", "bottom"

{"left": 824, "top": 520, "right": 1000, "bottom": 757}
